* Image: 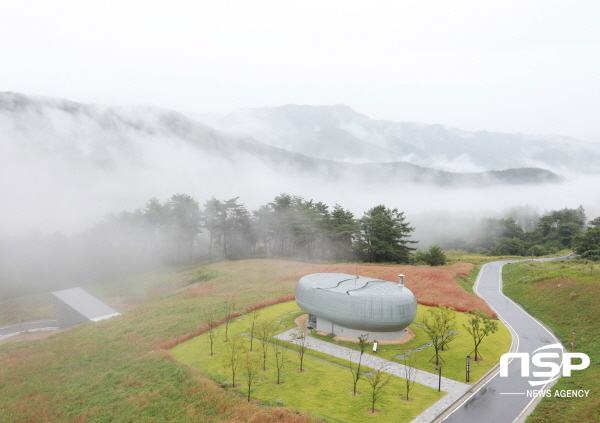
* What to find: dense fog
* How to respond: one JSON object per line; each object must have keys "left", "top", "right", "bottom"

{"left": 2, "top": 93, "right": 600, "bottom": 300}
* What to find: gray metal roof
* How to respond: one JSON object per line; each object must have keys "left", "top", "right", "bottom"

{"left": 309, "top": 273, "right": 404, "bottom": 295}
{"left": 51, "top": 288, "right": 120, "bottom": 321}
{"left": 295, "top": 273, "right": 417, "bottom": 332}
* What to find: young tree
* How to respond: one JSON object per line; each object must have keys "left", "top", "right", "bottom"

{"left": 402, "top": 351, "right": 419, "bottom": 401}
{"left": 438, "top": 307, "right": 458, "bottom": 353}
{"left": 271, "top": 336, "right": 289, "bottom": 384}
{"left": 256, "top": 321, "right": 276, "bottom": 370}
{"left": 225, "top": 336, "right": 243, "bottom": 387}
{"left": 424, "top": 245, "right": 447, "bottom": 266}
{"left": 462, "top": 309, "right": 499, "bottom": 361}
{"left": 365, "top": 364, "right": 393, "bottom": 413}
{"left": 292, "top": 327, "right": 310, "bottom": 372}
{"left": 241, "top": 347, "right": 261, "bottom": 402}
{"left": 348, "top": 334, "right": 369, "bottom": 395}
{"left": 421, "top": 305, "right": 457, "bottom": 364}
{"left": 206, "top": 306, "right": 219, "bottom": 356}
{"left": 248, "top": 309, "right": 261, "bottom": 351}
{"left": 222, "top": 294, "right": 237, "bottom": 341}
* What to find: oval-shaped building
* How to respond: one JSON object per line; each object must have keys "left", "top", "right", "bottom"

{"left": 295, "top": 273, "right": 417, "bottom": 341}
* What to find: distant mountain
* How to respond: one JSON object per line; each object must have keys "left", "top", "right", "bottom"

{"left": 0, "top": 92, "right": 561, "bottom": 190}
{"left": 213, "top": 104, "right": 600, "bottom": 173}
{"left": 0, "top": 92, "right": 571, "bottom": 236}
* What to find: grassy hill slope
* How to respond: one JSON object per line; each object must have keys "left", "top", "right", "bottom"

{"left": 503, "top": 260, "right": 600, "bottom": 423}
{"left": 0, "top": 259, "right": 491, "bottom": 422}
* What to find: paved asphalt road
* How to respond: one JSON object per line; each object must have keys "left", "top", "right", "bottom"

{"left": 0, "top": 319, "right": 59, "bottom": 337}
{"left": 441, "top": 259, "right": 566, "bottom": 423}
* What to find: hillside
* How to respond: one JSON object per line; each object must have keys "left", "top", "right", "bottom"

{"left": 503, "top": 260, "right": 600, "bottom": 423}
{"left": 0, "top": 259, "right": 488, "bottom": 422}
{"left": 0, "top": 92, "right": 567, "bottom": 238}
{"left": 0, "top": 91, "right": 566, "bottom": 237}
{"left": 0, "top": 92, "right": 562, "bottom": 186}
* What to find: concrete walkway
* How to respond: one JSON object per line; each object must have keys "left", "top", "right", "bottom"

{"left": 275, "top": 329, "right": 471, "bottom": 423}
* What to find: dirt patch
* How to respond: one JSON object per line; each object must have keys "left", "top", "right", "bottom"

{"left": 294, "top": 314, "right": 308, "bottom": 326}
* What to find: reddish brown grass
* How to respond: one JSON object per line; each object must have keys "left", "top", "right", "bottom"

{"left": 288, "top": 262, "right": 496, "bottom": 318}
{"left": 161, "top": 260, "right": 495, "bottom": 351}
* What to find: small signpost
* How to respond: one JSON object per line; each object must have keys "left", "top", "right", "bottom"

{"left": 466, "top": 355, "right": 471, "bottom": 382}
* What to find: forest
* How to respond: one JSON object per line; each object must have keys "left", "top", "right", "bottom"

{"left": 86, "top": 193, "right": 416, "bottom": 264}
{"left": 439, "top": 205, "right": 599, "bottom": 257}
{"left": 1, "top": 192, "right": 599, "bottom": 301}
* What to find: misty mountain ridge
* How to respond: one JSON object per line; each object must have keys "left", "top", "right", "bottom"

{"left": 211, "top": 104, "right": 600, "bottom": 173}
{"left": 0, "top": 91, "right": 561, "bottom": 187}
{"left": 0, "top": 91, "right": 569, "bottom": 236}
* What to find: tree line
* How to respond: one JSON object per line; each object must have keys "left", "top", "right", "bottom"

{"left": 440, "top": 205, "right": 600, "bottom": 259}
{"left": 4, "top": 192, "right": 599, "bottom": 302}
{"left": 93, "top": 193, "right": 418, "bottom": 265}
{"left": 0, "top": 193, "right": 420, "bottom": 300}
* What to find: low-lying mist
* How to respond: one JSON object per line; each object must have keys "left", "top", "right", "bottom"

{"left": 2, "top": 92, "right": 599, "bottom": 300}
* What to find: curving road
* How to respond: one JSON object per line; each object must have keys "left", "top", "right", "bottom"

{"left": 439, "top": 259, "right": 566, "bottom": 423}
{"left": 0, "top": 319, "right": 59, "bottom": 341}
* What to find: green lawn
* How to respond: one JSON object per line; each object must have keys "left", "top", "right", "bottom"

{"left": 310, "top": 304, "right": 511, "bottom": 383}
{"left": 503, "top": 260, "right": 600, "bottom": 423}
{"left": 170, "top": 301, "right": 444, "bottom": 423}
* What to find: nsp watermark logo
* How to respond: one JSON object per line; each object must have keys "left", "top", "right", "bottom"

{"left": 500, "top": 343, "right": 589, "bottom": 387}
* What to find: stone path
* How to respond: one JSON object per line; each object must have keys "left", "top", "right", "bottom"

{"left": 275, "top": 328, "right": 472, "bottom": 423}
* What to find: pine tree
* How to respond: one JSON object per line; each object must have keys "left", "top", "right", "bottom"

{"left": 359, "top": 205, "right": 416, "bottom": 263}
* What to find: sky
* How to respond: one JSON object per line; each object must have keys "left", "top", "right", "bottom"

{"left": 1, "top": 1, "right": 599, "bottom": 140}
